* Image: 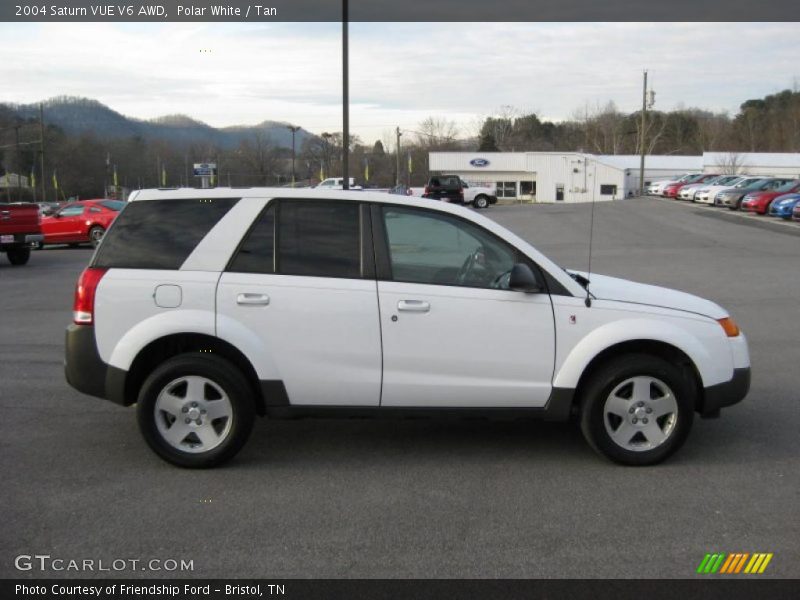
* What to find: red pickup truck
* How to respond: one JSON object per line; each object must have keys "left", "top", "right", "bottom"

{"left": 0, "top": 202, "right": 44, "bottom": 266}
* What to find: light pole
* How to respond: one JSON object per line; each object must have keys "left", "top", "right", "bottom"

{"left": 638, "top": 70, "right": 655, "bottom": 197}
{"left": 287, "top": 125, "right": 300, "bottom": 187}
{"left": 342, "top": 0, "right": 349, "bottom": 190}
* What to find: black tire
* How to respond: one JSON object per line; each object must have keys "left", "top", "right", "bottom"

{"left": 7, "top": 247, "right": 31, "bottom": 266}
{"left": 473, "top": 195, "right": 489, "bottom": 209}
{"left": 136, "top": 353, "right": 256, "bottom": 468}
{"left": 579, "top": 354, "right": 695, "bottom": 466}
{"left": 89, "top": 226, "right": 105, "bottom": 248}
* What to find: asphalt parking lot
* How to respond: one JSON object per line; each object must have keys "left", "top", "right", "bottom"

{"left": 1, "top": 197, "right": 798, "bottom": 579}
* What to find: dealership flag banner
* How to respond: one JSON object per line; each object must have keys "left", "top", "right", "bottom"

{"left": 162, "top": 166, "right": 167, "bottom": 187}
{"left": 113, "top": 165, "right": 118, "bottom": 188}
{"left": 52, "top": 170, "right": 58, "bottom": 190}
{"left": 364, "top": 159, "right": 369, "bottom": 182}
{"left": 408, "top": 153, "right": 413, "bottom": 173}
{"left": 30, "top": 168, "right": 36, "bottom": 190}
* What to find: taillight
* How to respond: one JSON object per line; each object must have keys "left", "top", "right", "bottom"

{"left": 424, "top": 186, "right": 430, "bottom": 195}
{"left": 73, "top": 267, "right": 107, "bottom": 325}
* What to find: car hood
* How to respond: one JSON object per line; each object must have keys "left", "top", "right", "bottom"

{"left": 569, "top": 271, "right": 727, "bottom": 319}
{"left": 775, "top": 194, "right": 800, "bottom": 205}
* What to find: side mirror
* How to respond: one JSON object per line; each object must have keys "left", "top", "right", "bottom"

{"left": 509, "top": 263, "right": 543, "bottom": 293}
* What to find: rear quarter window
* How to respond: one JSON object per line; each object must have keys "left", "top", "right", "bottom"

{"left": 93, "top": 198, "right": 238, "bottom": 270}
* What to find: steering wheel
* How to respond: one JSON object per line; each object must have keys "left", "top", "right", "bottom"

{"left": 456, "top": 248, "right": 482, "bottom": 285}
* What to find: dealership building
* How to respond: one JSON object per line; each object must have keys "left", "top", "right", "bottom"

{"left": 428, "top": 152, "right": 706, "bottom": 203}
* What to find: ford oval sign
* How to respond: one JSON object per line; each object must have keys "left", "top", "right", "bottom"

{"left": 470, "top": 158, "right": 490, "bottom": 167}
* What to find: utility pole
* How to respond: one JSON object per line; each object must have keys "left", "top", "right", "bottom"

{"left": 639, "top": 70, "right": 647, "bottom": 197}
{"left": 341, "top": 0, "right": 349, "bottom": 190}
{"left": 395, "top": 127, "right": 402, "bottom": 186}
{"left": 39, "top": 104, "right": 46, "bottom": 202}
{"left": 287, "top": 125, "right": 300, "bottom": 186}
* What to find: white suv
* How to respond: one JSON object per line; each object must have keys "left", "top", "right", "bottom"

{"left": 65, "top": 188, "right": 750, "bottom": 468}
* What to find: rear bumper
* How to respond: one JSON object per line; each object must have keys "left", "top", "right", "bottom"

{"left": 64, "top": 324, "right": 128, "bottom": 406}
{"left": 0, "top": 232, "right": 43, "bottom": 247}
{"left": 699, "top": 367, "right": 750, "bottom": 416}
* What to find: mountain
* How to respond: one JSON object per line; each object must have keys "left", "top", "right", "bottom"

{"left": 3, "top": 96, "right": 315, "bottom": 149}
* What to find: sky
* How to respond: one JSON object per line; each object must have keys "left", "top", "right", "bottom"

{"left": 1, "top": 22, "right": 799, "bottom": 143}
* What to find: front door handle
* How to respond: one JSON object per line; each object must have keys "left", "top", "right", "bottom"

{"left": 237, "top": 293, "right": 270, "bottom": 306}
{"left": 397, "top": 300, "right": 430, "bottom": 313}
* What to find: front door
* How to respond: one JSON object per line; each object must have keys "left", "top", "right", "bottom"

{"left": 375, "top": 205, "right": 555, "bottom": 408}
{"left": 48, "top": 204, "right": 86, "bottom": 241}
{"left": 217, "top": 199, "right": 382, "bottom": 407}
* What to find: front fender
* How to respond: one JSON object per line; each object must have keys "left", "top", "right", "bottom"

{"left": 552, "top": 316, "right": 732, "bottom": 390}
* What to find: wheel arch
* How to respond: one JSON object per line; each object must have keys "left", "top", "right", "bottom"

{"left": 565, "top": 339, "right": 703, "bottom": 417}
{"left": 124, "top": 333, "right": 267, "bottom": 415}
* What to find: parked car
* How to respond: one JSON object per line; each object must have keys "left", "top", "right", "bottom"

{"left": 694, "top": 177, "right": 750, "bottom": 204}
{"left": 0, "top": 202, "right": 43, "bottom": 265}
{"left": 716, "top": 178, "right": 794, "bottom": 210}
{"left": 423, "top": 175, "right": 497, "bottom": 208}
{"left": 740, "top": 180, "right": 800, "bottom": 214}
{"left": 65, "top": 188, "right": 750, "bottom": 468}
{"left": 646, "top": 174, "right": 697, "bottom": 196}
{"left": 663, "top": 174, "right": 718, "bottom": 198}
{"left": 39, "top": 199, "right": 126, "bottom": 248}
{"left": 315, "top": 177, "right": 363, "bottom": 190}
{"left": 678, "top": 175, "right": 739, "bottom": 201}
{"left": 767, "top": 193, "right": 800, "bottom": 219}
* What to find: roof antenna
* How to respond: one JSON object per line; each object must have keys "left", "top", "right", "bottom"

{"left": 585, "top": 157, "right": 596, "bottom": 308}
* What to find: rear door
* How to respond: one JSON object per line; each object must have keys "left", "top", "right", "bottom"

{"left": 216, "top": 199, "right": 382, "bottom": 407}
{"left": 374, "top": 204, "right": 556, "bottom": 408}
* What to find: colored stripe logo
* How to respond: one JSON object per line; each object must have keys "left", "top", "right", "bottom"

{"left": 697, "top": 553, "right": 773, "bottom": 574}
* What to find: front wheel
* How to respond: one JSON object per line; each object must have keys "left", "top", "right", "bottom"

{"left": 473, "top": 195, "right": 489, "bottom": 209}
{"left": 136, "top": 353, "right": 256, "bottom": 468}
{"left": 579, "top": 354, "right": 695, "bottom": 466}
{"left": 6, "top": 247, "right": 31, "bottom": 265}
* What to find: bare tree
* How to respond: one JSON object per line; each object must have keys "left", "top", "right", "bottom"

{"left": 715, "top": 152, "right": 746, "bottom": 175}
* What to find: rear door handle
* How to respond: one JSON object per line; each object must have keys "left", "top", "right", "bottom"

{"left": 397, "top": 300, "right": 430, "bottom": 313}
{"left": 237, "top": 293, "right": 270, "bottom": 306}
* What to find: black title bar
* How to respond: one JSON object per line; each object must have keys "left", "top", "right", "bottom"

{"left": 4, "top": 0, "right": 800, "bottom": 22}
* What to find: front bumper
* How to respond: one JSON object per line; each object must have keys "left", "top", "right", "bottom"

{"left": 699, "top": 367, "right": 751, "bottom": 416}
{"left": 64, "top": 324, "right": 128, "bottom": 405}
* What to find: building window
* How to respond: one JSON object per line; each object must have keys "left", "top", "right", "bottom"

{"left": 496, "top": 182, "right": 517, "bottom": 198}
{"left": 600, "top": 184, "right": 618, "bottom": 196}
{"left": 519, "top": 181, "right": 536, "bottom": 196}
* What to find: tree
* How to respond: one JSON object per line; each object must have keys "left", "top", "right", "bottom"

{"left": 478, "top": 130, "right": 499, "bottom": 152}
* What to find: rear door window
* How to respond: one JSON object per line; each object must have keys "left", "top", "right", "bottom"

{"left": 276, "top": 200, "right": 362, "bottom": 279}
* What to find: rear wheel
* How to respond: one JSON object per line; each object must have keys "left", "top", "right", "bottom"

{"left": 89, "top": 226, "right": 105, "bottom": 248}
{"left": 6, "top": 247, "right": 31, "bottom": 265}
{"left": 579, "top": 354, "right": 695, "bottom": 466}
{"left": 136, "top": 353, "right": 256, "bottom": 468}
{"left": 473, "top": 195, "right": 489, "bottom": 209}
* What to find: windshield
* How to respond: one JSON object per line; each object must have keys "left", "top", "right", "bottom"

{"left": 734, "top": 178, "right": 762, "bottom": 188}
{"left": 775, "top": 180, "right": 800, "bottom": 192}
